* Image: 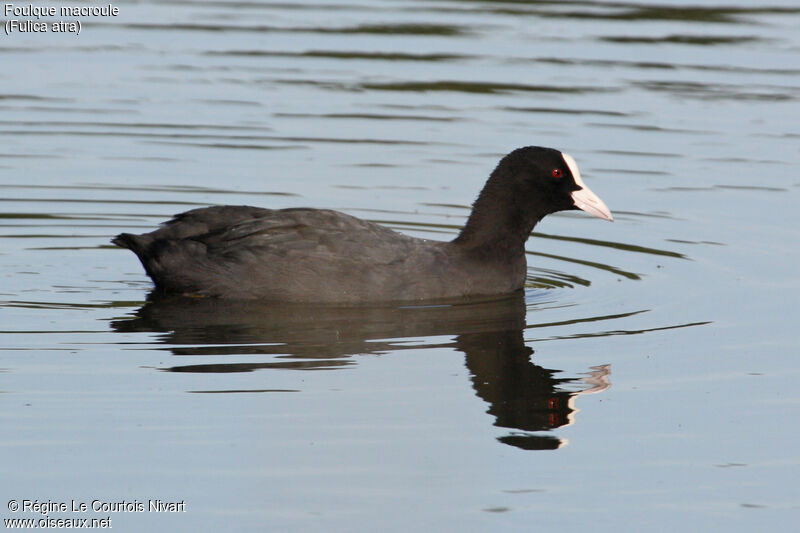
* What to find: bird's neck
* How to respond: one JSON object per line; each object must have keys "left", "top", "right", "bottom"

{"left": 452, "top": 184, "right": 543, "bottom": 255}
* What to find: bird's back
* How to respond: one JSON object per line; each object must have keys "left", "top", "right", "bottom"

{"left": 113, "top": 206, "right": 459, "bottom": 302}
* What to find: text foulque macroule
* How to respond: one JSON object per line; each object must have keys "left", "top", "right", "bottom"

{"left": 4, "top": 4, "right": 119, "bottom": 18}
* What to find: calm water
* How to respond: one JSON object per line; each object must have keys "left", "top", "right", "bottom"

{"left": 1, "top": 0, "right": 799, "bottom": 531}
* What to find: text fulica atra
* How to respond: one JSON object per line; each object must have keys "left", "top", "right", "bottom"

{"left": 113, "top": 146, "right": 612, "bottom": 302}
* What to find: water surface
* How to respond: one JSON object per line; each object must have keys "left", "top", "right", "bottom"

{"left": 1, "top": 1, "right": 799, "bottom": 531}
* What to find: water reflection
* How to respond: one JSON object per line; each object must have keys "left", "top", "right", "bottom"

{"left": 111, "top": 293, "right": 610, "bottom": 450}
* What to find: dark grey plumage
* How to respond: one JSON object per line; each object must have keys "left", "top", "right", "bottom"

{"left": 113, "top": 146, "right": 612, "bottom": 302}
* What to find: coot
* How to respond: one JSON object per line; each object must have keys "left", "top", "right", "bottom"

{"left": 113, "top": 146, "right": 612, "bottom": 302}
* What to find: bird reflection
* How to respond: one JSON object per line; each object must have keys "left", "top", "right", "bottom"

{"left": 460, "top": 329, "right": 610, "bottom": 450}
{"left": 111, "top": 292, "right": 610, "bottom": 449}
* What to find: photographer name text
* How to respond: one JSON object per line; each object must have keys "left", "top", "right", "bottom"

{"left": 9, "top": 498, "right": 186, "bottom": 514}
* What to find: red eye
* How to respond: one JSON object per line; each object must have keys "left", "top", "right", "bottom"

{"left": 552, "top": 168, "right": 563, "bottom": 178}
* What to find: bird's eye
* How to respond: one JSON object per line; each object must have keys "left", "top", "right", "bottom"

{"left": 552, "top": 168, "right": 563, "bottom": 178}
